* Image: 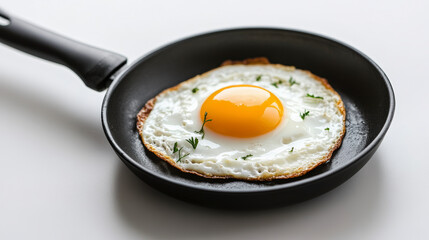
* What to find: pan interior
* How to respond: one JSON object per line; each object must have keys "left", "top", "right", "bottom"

{"left": 103, "top": 29, "right": 392, "bottom": 191}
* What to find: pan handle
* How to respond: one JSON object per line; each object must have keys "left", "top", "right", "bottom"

{"left": 0, "top": 8, "right": 127, "bottom": 91}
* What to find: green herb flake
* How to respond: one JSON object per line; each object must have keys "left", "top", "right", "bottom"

{"left": 271, "top": 80, "right": 283, "bottom": 88}
{"left": 289, "top": 147, "right": 294, "bottom": 153}
{"left": 192, "top": 88, "right": 199, "bottom": 93}
{"left": 195, "top": 112, "right": 212, "bottom": 139}
{"left": 300, "top": 110, "right": 310, "bottom": 120}
{"left": 173, "top": 142, "right": 179, "bottom": 153}
{"left": 306, "top": 93, "right": 324, "bottom": 100}
{"left": 186, "top": 137, "right": 199, "bottom": 150}
{"left": 241, "top": 154, "right": 253, "bottom": 160}
{"left": 288, "top": 77, "right": 298, "bottom": 86}
{"left": 325, "top": 128, "right": 330, "bottom": 131}
{"left": 176, "top": 147, "right": 189, "bottom": 163}
{"left": 256, "top": 75, "right": 262, "bottom": 81}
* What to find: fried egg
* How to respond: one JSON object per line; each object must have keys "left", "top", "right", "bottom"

{"left": 137, "top": 60, "right": 346, "bottom": 180}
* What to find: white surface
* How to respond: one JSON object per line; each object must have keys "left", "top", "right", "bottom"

{"left": 0, "top": 0, "right": 427, "bottom": 239}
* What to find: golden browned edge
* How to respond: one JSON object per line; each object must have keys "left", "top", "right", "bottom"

{"left": 220, "top": 57, "right": 270, "bottom": 66}
{"left": 136, "top": 57, "right": 346, "bottom": 181}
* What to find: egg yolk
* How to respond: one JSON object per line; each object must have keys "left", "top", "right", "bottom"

{"left": 200, "top": 85, "right": 284, "bottom": 138}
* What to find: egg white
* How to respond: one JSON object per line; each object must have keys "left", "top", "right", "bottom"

{"left": 138, "top": 64, "right": 345, "bottom": 180}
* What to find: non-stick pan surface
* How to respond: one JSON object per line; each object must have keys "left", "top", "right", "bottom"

{"left": 0, "top": 9, "right": 394, "bottom": 208}
{"left": 102, "top": 28, "right": 394, "bottom": 208}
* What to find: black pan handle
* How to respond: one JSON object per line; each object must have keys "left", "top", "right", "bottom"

{"left": 0, "top": 8, "right": 127, "bottom": 91}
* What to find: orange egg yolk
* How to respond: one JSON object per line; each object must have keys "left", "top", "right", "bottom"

{"left": 200, "top": 85, "right": 284, "bottom": 138}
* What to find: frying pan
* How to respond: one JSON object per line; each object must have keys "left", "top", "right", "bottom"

{"left": 0, "top": 9, "right": 395, "bottom": 209}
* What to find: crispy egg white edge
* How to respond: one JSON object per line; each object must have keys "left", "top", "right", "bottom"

{"left": 137, "top": 64, "right": 346, "bottom": 181}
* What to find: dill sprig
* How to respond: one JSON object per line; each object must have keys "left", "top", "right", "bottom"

{"left": 173, "top": 142, "right": 179, "bottom": 153}
{"left": 172, "top": 142, "right": 189, "bottom": 162}
{"left": 300, "top": 110, "right": 310, "bottom": 120}
{"left": 186, "top": 137, "right": 199, "bottom": 150}
{"left": 288, "top": 77, "right": 298, "bottom": 86}
{"left": 241, "top": 154, "right": 253, "bottom": 160}
{"left": 176, "top": 147, "right": 189, "bottom": 162}
{"left": 289, "top": 147, "right": 294, "bottom": 153}
{"left": 306, "top": 93, "right": 324, "bottom": 99}
{"left": 271, "top": 80, "right": 283, "bottom": 88}
{"left": 195, "top": 112, "right": 212, "bottom": 139}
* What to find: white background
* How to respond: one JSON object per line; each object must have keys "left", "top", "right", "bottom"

{"left": 0, "top": 1, "right": 427, "bottom": 239}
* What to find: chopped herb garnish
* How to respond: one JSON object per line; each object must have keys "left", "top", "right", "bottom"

{"left": 192, "top": 88, "right": 199, "bottom": 93}
{"left": 241, "top": 154, "right": 253, "bottom": 160}
{"left": 288, "top": 77, "right": 298, "bottom": 86}
{"left": 256, "top": 75, "right": 262, "bottom": 81}
{"left": 306, "top": 93, "right": 324, "bottom": 99}
{"left": 289, "top": 147, "right": 294, "bottom": 153}
{"left": 195, "top": 112, "right": 212, "bottom": 139}
{"left": 173, "top": 142, "right": 179, "bottom": 153}
{"left": 186, "top": 137, "right": 199, "bottom": 150}
{"left": 172, "top": 142, "right": 190, "bottom": 162}
{"left": 176, "top": 147, "right": 189, "bottom": 163}
{"left": 300, "top": 110, "right": 310, "bottom": 120}
{"left": 271, "top": 80, "right": 283, "bottom": 88}
{"left": 325, "top": 128, "right": 330, "bottom": 131}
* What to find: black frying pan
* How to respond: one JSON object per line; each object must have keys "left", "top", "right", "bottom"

{"left": 0, "top": 9, "right": 395, "bottom": 209}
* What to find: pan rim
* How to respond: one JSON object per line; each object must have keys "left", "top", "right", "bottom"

{"left": 101, "top": 27, "right": 395, "bottom": 194}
